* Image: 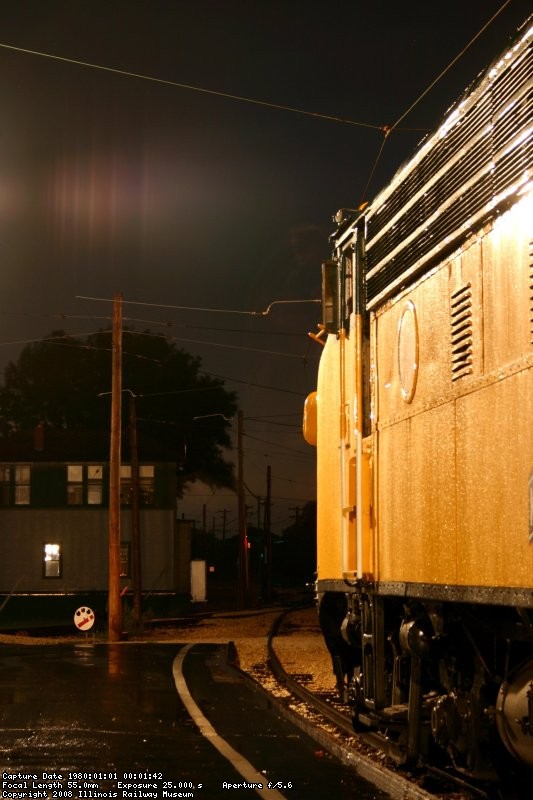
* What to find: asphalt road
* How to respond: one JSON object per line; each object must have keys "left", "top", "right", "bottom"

{"left": 0, "top": 643, "right": 389, "bottom": 799}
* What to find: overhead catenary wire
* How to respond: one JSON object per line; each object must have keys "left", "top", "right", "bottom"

{"left": 7, "top": 6, "right": 510, "bottom": 532}
{"left": 0, "top": 40, "right": 394, "bottom": 132}
{"left": 391, "top": 0, "right": 513, "bottom": 131}
{"left": 15, "top": 301, "right": 320, "bottom": 384}
{"left": 0, "top": 3, "right": 515, "bottom": 233}
{"left": 75, "top": 294, "right": 321, "bottom": 318}
{"left": 357, "top": 0, "right": 513, "bottom": 203}
{"left": 359, "top": 133, "right": 391, "bottom": 210}
{"left": 0, "top": 309, "right": 313, "bottom": 339}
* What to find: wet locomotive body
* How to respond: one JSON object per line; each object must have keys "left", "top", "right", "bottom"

{"left": 304, "top": 22, "right": 533, "bottom": 778}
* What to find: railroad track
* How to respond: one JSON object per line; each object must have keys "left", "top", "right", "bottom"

{"left": 265, "top": 606, "right": 523, "bottom": 800}
{"left": 267, "top": 606, "right": 356, "bottom": 738}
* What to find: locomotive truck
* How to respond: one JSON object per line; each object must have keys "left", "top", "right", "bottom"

{"left": 303, "top": 19, "right": 533, "bottom": 781}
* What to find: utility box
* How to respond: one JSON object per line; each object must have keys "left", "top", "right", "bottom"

{"left": 175, "top": 519, "right": 192, "bottom": 592}
{"left": 190, "top": 559, "right": 207, "bottom": 603}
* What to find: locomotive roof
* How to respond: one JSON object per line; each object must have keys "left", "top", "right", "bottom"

{"left": 332, "top": 17, "right": 532, "bottom": 311}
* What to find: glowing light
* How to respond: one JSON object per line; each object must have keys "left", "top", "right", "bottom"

{"left": 44, "top": 543, "right": 60, "bottom": 561}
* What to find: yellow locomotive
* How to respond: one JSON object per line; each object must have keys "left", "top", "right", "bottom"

{"left": 304, "top": 20, "right": 533, "bottom": 780}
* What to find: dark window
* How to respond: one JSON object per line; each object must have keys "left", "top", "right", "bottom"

{"left": 15, "top": 465, "right": 30, "bottom": 505}
{"left": 0, "top": 465, "right": 11, "bottom": 505}
{"left": 67, "top": 465, "right": 83, "bottom": 505}
{"left": 139, "top": 466, "right": 155, "bottom": 505}
{"left": 120, "top": 543, "right": 130, "bottom": 578}
{"left": 120, "top": 465, "right": 155, "bottom": 506}
{"left": 87, "top": 465, "right": 103, "bottom": 505}
{"left": 120, "top": 465, "right": 132, "bottom": 504}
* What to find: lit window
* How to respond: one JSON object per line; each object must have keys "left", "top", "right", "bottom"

{"left": 67, "top": 464, "right": 103, "bottom": 505}
{"left": 87, "top": 465, "right": 103, "bottom": 505}
{"left": 15, "top": 465, "right": 30, "bottom": 505}
{"left": 67, "top": 465, "right": 83, "bottom": 504}
{"left": 43, "top": 543, "right": 62, "bottom": 578}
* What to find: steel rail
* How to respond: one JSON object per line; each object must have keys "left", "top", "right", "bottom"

{"left": 266, "top": 606, "right": 497, "bottom": 800}
{"left": 266, "top": 606, "right": 357, "bottom": 738}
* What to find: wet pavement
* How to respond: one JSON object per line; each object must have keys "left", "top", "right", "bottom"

{"left": 0, "top": 643, "right": 390, "bottom": 799}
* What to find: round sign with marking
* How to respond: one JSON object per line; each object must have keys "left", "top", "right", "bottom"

{"left": 74, "top": 606, "right": 95, "bottom": 631}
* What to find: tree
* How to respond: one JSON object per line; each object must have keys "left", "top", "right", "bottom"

{"left": 0, "top": 328, "right": 238, "bottom": 493}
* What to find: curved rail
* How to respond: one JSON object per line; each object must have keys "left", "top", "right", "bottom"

{"left": 266, "top": 606, "right": 356, "bottom": 738}
{"left": 266, "top": 607, "right": 500, "bottom": 800}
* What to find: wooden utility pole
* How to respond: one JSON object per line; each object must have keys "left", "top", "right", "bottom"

{"left": 264, "top": 464, "right": 272, "bottom": 603}
{"left": 237, "top": 410, "right": 248, "bottom": 608}
{"left": 108, "top": 293, "right": 123, "bottom": 641}
{"left": 218, "top": 508, "right": 228, "bottom": 542}
{"left": 129, "top": 392, "right": 142, "bottom": 627}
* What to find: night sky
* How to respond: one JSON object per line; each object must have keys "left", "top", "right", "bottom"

{"left": 0, "top": 0, "right": 530, "bottom": 533}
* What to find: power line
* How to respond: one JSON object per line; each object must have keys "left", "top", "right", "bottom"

{"left": 8, "top": 323, "right": 317, "bottom": 363}
{"left": 137, "top": 386, "right": 224, "bottom": 399}
{"left": 244, "top": 432, "right": 312, "bottom": 456}
{"left": 124, "top": 326, "right": 318, "bottom": 363}
{"left": 122, "top": 317, "right": 305, "bottom": 338}
{"left": 0, "top": 330, "right": 104, "bottom": 349}
{"left": 125, "top": 327, "right": 318, "bottom": 361}
{"left": 245, "top": 419, "right": 301, "bottom": 429}
{"left": 245, "top": 429, "right": 301, "bottom": 436}
{"left": 245, "top": 447, "right": 313, "bottom": 463}
{"left": 201, "top": 370, "right": 307, "bottom": 397}
{"left": 47, "top": 311, "right": 309, "bottom": 338}
{"left": 245, "top": 412, "right": 302, "bottom": 419}
{"left": 0, "top": 327, "right": 310, "bottom": 397}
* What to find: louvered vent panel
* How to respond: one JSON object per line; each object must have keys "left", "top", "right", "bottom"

{"left": 451, "top": 284, "right": 473, "bottom": 381}
{"left": 365, "top": 36, "right": 532, "bottom": 308}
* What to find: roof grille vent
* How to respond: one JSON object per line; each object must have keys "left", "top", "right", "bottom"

{"left": 451, "top": 283, "right": 473, "bottom": 381}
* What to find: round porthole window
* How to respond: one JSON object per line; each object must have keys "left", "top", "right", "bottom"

{"left": 397, "top": 300, "right": 419, "bottom": 403}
